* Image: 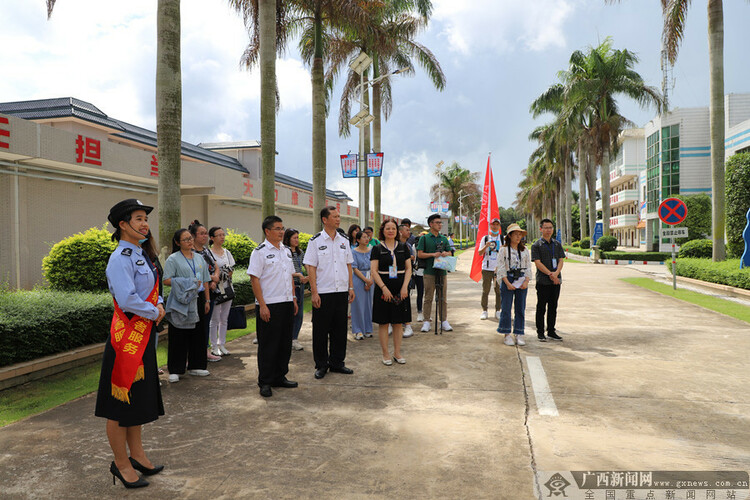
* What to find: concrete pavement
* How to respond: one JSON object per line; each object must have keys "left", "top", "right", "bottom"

{"left": 0, "top": 251, "right": 748, "bottom": 499}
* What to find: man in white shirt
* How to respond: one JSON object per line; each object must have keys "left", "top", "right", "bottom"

{"left": 478, "top": 217, "right": 503, "bottom": 320}
{"left": 303, "top": 207, "right": 355, "bottom": 379}
{"left": 247, "top": 216, "right": 298, "bottom": 397}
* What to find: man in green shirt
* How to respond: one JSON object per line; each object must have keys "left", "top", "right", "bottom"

{"left": 416, "top": 214, "right": 453, "bottom": 332}
{"left": 364, "top": 226, "right": 380, "bottom": 247}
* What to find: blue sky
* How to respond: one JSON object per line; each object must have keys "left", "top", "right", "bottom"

{"left": 1, "top": 0, "right": 748, "bottom": 225}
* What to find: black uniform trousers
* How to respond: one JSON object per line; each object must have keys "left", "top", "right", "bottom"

{"left": 167, "top": 294, "right": 209, "bottom": 374}
{"left": 535, "top": 283, "right": 561, "bottom": 336}
{"left": 256, "top": 301, "right": 294, "bottom": 387}
{"left": 312, "top": 292, "right": 349, "bottom": 370}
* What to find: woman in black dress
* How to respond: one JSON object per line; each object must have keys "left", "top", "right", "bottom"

{"left": 95, "top": 199, "right": 166, "bottom": 488}
{"left": 370, "top": 218, "right": 412, "bottom": 365}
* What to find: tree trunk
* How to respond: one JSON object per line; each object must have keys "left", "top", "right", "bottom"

{"left": 708, "top": 0, "right": 726, "bottom": 261}
{"left": 363, "top": 71, "right": 371, "bottom": 226}
{"left": 579, "top": 154, "right": 587, "bottom": 240}
{"left": 259, "top": 0, "right": 276, "bottom": 219}
{"left": 565, "top": 156, "right": 572, "bottom": 244}
{"left": 587, "top": 157, "right": 597, "bottom": 237}
{"left": 372, "top": 56, "right": 381, "bottom": 226}
{"left": 601, "top": 148, "right": 611, "bottom": 236}
{"left": 311, "top": 9, "right": 326, "bottom": 232}
{"left": 156, "top": 0, "right": 182, "bottom": 260}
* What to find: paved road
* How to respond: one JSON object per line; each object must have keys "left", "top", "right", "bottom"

{"left": 0, "top": 252, "right": 748, "bottom": 499}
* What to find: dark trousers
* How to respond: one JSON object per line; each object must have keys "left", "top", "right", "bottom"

{"left": 292, "top": 285, "right": 304, "bottom": 340}
{"left": 204, "top": 298, "right": 215, "bottom": 347}
{"left": 312, "top": 292, "right": 348, "bottom": 370}
{"left": 413, "top": 274, "right": 424, "bottom": 313}
{"left": 167, "top": 294, "right": 209, "bottom": 373}
{"left": 535, "top": 283, "right": 561, "bottom": 336}
{"left": 256, "top": 301, "right": 294, "bottom": 386}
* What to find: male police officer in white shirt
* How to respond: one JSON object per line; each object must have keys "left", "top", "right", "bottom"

{"left": 247, "top": 215, "right": 298, "bottom": 397}
{"left": 303, "top": 206, "right": 355, "bottom": 379}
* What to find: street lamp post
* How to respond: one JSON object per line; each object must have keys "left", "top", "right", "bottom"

{"left": 458, "top": 192, "right": 471, "bottom": 250}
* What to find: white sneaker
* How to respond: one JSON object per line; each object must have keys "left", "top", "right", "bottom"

{"left": 403, "top": 324, "right": 413, "bottom": 338}
{"left": 417, "top": 312, "right": 424, "bottom": 322}
{"left": 421, "top": 321, "right": 431, "bottom": 332}
{"left": 218, "top": 345, "right": 230, "bottom": 356}
{"left": 168, "top": 374, "right": 179, "bottom": 383}
{"left": 188, "top": 369, "right": 210, "bottom": 377}
{"left": 480, "top": 310, "right": 488, "bottom": 320}
{"left": 441, "top": 320, "right": 453, "bottom": 331}
{"left": 515, "top": 335, "right": 526, "bottom": 346}
{"left": 495, "top": 311, "right": 501, "bottom": 320}
{"left": 504, "top": 334, "right": 515, "bottom": 346}
{"left": 210, "top": 348, "right": 222, "bottom": 357}
{"left": 292, "top": 339, "right": 304, "bottom": 351}
{"left": 252, "top": 337, "right": 258, "bottom": 344}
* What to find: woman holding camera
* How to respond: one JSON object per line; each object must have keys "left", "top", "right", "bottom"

{"left": 208, "top": 226, "right": 236, "bottom": 356}
{"left": 370, "top": 219, "right": 411, "bottom": 365}
{"left": 495, "top": 223, "right": 531, "bottom": 346}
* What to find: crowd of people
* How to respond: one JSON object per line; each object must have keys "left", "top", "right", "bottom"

{"left": 96, "top": 198, "right": 565, "bottom": 489}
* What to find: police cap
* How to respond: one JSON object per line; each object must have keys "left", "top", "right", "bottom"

{"left": 108, "top": 199, "right": 153, "bottom": 227}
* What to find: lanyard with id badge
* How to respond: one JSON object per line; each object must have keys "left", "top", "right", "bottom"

{"left": 544, "top": 240, "right": 557, "bottom": 270}
{"left": 385, "top": 243, "right": 398, "bottom": 279}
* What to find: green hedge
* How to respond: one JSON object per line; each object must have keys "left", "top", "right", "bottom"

{"left": 0, "top": 290, "right": 113, "bottom": 367}
{"left": 224, "top": 229, "right": 257, "bottom": 267}
{"left": 231, "top": 267, "right": 254, "bottom": 306}
{"left": 601, "top": 251, "right": 669, "bottom": 262}
{"left": 678, "top": 239, "right": 712, "bottom": 259}
{"left": 726, "top": 152, "right": 750, "bottom": 257}
{"left": 597, "top": 235, "right": 618, "bottom": 252}
{"left": 41, "top": 226, "right": 117, "bottom": 292}
{"left": 580, "top": 237, "right": 592, "bottom": 249}
{"left": 668, "top": 258, "right": 750, "bottom": 290}
{"left": 564, "top": 246, "right": 590, "bottom": 257}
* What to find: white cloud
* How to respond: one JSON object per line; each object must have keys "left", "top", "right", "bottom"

{"left": 431, "top": 0, "right": 574, "bottom": 54}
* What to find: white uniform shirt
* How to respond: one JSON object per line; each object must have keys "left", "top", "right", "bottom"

{"left": 303, "top": 230, "right": 354, "bottom": 294}
{"left": 247, "top": 239, "right": 295, "bottom": 305}
{"left": 481, "top": 234, "right": 504, "bottom": 271}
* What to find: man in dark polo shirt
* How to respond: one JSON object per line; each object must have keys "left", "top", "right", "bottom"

{"left": 416, "top": 214, "right": 453, "bottom": 333}
{"left": 531, "top": 218, "right": 565, "bottom": 342}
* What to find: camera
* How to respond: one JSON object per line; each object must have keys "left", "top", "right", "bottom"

{"left": 506, "top": 269, "right": 523, "bottom": 282}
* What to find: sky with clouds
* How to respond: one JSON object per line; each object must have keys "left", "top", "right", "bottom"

{"left": 2, "top": 0, "right": 749, "bottom": 225}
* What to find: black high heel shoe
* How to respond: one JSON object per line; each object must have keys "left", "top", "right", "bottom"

{"left": 110, "top": 461, "right": 149, "bottom": 489}
{"left": 129, "top": 456, "right": 165, "bottom": 476}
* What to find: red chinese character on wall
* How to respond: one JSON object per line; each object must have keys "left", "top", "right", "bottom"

{"left": 309, "top": 196, "right": 313, "bottom": 208}
{"left": 150, "top": 155, "right": 159, "bottom": 177}
{"left": 356, "top": 208, "right": 359, "bottom": 217}
{"left": 0, "top": 117, "right": 9, "bottom": 149}
{"left": 274, "top": 189, "right": 278, "bottom": 201}
{"left": 244, "top": 180, "right": 253, "bottom": 196}
{"left": 336, "top": 203, "right": 340, "bottom": 212}
{"left": 292, "top": 192, "right": 298, "bottom": 205}
{"left": 347, "top": 206, "right": 350, "bottom": 215}
{"left": 75, "top": 135, "right": 102, "bottom": 166}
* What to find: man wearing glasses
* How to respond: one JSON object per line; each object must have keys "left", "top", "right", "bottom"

{"left": 416, "top": 213, "right": 453, "bottom": 333}
{"left": 247, "top": 215, "right": 299, "bottom": 397}
{"left": 303, "top": 206, "right": 355, "bottom": 379}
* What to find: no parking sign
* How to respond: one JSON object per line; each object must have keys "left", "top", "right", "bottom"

{"left": 658, "top": 198, "right": 687, "bottom": 225}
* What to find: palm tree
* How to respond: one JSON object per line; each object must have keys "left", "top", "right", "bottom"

{"left": 47, "top": 0, "right": 183, "bottom": 257}
{"left": 430, "top": 162, "right": 480, "bottom": 235}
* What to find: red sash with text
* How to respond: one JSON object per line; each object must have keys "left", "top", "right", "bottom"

{"left": 109, "top": 279, "right": 159, "bottom": 404}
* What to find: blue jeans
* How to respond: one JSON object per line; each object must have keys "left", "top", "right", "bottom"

{"left": 497, "top": 281, "right": 527, "bottom": 335}
{"left": 292, "top": 285, "right": 304, "bottom": 340}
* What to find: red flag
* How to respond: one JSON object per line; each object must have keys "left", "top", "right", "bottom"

{"left": 470, "top": 155, "right": 500, "bottom": 282}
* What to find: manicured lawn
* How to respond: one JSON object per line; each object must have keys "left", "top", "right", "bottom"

{"left": 0, "top": 298, "right": 311, "bottom": 427}
{"left": 621, "top": 277, "right": 750, "bottom": 324}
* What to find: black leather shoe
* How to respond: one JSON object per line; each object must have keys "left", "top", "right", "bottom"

{"left": 129, "top": 457, "right": 164, "bottom": 476}
{"left": 547, "top": 332, "right": 563, "bottom": 341}
{"left": 110, "top": 461, "right": 149, "bottom": 489}
{"left": 259, "top": 385, "right": 272, "bottom": 397}
{"left": 272, "top": 378, "right": 298, "bottom": 388}
{"left": 314, "top": 368, "right": 327, "bottom": 379}
{"left": 329, "top": 366, "right": 354, "bottom": 374}
{"left": 537, "top": 334, "right": 547, "bottom": 342}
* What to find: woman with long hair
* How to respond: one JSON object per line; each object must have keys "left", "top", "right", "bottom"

{"left": 283, "top": 228, "right": 308, "bottom": 351}
{"left": 350, "top": 230, "right": 374, "bottom": 340}
{"left": 208, "top": 226, "right": 236, "bottom": 356}
{"left": 95, "top": 199, "right": 165, "bottom": 488}
{"left": 346, "top": 223, "right": 361, "bottom": 247}
{"left": 495, "top": 224, "right": 531, "bottom": 346}
{"left": 370, "top": 219, "right": 412, "bottom": 364}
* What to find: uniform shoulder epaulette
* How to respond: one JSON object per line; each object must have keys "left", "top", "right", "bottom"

{"left": 256, "top": 243, "right": 266, "bottom": 250}
{"left": 121, "top": 247, "right": 133, "bottom": 256}
{"left": 309, "top": 233, "right": 321, "bottom": 241}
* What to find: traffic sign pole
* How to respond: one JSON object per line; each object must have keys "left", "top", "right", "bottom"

{"left": 671, "top": 237, "right": 676, "bottom": 290}
{"left": 658, "top": 198, "right": 688, "bottom": 291}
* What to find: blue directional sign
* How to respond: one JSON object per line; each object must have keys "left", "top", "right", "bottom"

{"left": 556, "top": 229, "right": 562, "bottom": 242}
{"left": 658, "top": 197, "right": 687, "bottom": 226}
{"left": 593, "top": 222, "right": 603, "bottom": 244}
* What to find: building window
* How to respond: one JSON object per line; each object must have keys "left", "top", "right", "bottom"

{"left": 646, "top": 130, "right": 660, "bottom": 212}
{"left": 661, "top": 124, "right": 680, "bottom": 199}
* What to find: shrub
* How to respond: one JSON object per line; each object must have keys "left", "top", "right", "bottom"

{"left": 572, "top": 240, "right": 581, "bottom": 247}
{"left": 41, "top": 226, "right": 118, "bottom": 292}
{"left": 580, "top": 237, "right": 592, "bottom": 249}
{"left": 224, "top": 229, "right": 257, "bottom": 267}
{"left": 597, "top": 235, "right": 618, "bottom": 252}
{"left": 672, "top": 194, "right": 711, "bottom": 245}
{"left": 726, "top": 152, "right": 750, "bottom": 257}
{"left": 298, "top": 232, "right": 313, "bottom": 252}
{"left": 563, "top": 246, "right": 590, "bottom": 257}
{"left": 669, "top": 258, "right": 750, "bottom": 290}
{"left": 678, "top": 239, "right": 712, "bottom": 259}
{"left": 231, "top": 267, "right": 255, "bottom": 306}
{"left": 0, "top": 289, "right": 113, "bottom": 367}
{"left": 601, "top": 251, "right": 669, "bottom": 262}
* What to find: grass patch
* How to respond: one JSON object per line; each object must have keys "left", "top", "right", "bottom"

{"left": 0, "top": 298, "right": 309, "bottom": 427}
{"left": 621, "top": 277, "right": 750, "bottom": 324}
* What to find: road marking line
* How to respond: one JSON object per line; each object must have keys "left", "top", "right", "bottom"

{"left": 526, "top": 356, "right": 559, "bottom": 417}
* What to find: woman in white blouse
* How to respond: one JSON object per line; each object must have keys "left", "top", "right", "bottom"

{"left": 208, "top": 227, "right": 236, "bottom": 356}
{"left": 495, "top": 224, "right": 531, "bottom": 346}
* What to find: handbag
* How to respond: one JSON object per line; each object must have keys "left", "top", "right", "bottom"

{"left": 212, "top": 280, "right": 235, "bottom": 304}
{"left": 227, "top": 305, "right": 247, "bottom": 331}
{"left": 433, "top": 256, "right": 457, "bottom": 272}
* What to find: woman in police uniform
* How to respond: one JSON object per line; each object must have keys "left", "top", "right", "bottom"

{"left": 95, "top": 199, "right": 166, "bottom": 489}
